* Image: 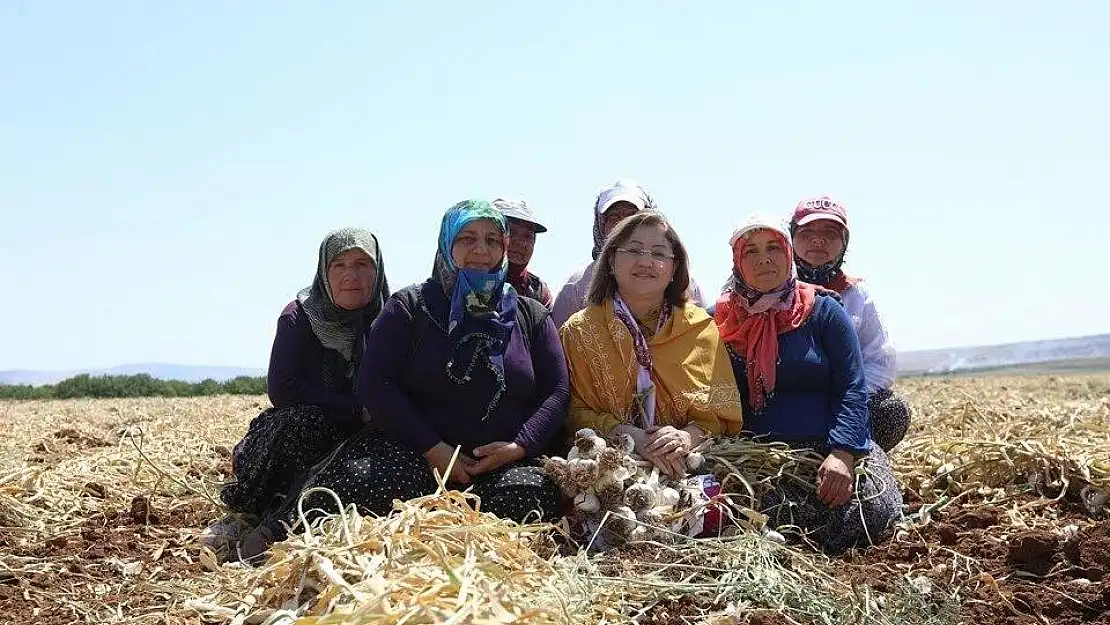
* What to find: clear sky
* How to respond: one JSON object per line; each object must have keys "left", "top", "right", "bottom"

{"left": 1, "top": 1, "right": 1107, "bottom": 371}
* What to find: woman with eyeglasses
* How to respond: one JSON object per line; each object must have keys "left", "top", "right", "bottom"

{"left": 559, "top": 211, "right": 742, "bottom": 479}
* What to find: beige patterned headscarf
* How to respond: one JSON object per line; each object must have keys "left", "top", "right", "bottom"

{"left": 297, "top": 228, "right": 389, "bottom": 383}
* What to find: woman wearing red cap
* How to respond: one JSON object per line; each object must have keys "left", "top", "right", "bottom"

{"left": 789, "top": 195, "right": 910, "bottom": 452}
{"left": 714, "top": 214, "right": 902, "bottom": 554}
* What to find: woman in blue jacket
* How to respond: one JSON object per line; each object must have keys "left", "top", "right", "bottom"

{"left": 713, "top": 214, "right": 901, "bottom": 553}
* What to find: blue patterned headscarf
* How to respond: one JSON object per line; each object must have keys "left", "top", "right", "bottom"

{"left": 430, "top": 200, "right": 519, "bottom": 419}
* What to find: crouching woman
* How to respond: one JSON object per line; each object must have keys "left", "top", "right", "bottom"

{"left": 220, "top": 228, "right": 388, "bottom": 517}
{"left": 559, "top": 211, "right": 743, "bottom": 481}
{"left": 714, "top": 214, "right": 902, "bottom": 554}
{"left": 205, "top": 228, "right": 388, "bottom": 554}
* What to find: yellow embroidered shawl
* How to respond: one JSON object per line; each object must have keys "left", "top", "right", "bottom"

{"left": 560, "top": 299, "right": 743, "bottom": 436}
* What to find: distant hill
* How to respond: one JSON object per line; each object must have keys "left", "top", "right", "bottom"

{"left": 0, "top": 363, "right": 265, "bottom": 386}
{"left": 4, "top": 333, "right": 1109, "bottom": 386}
{"left": 898, "top": 333, "right": 1110, "bottom": 376}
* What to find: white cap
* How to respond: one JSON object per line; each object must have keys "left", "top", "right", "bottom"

{"left": 728, "top": 213, "right": 792, "bottom": 248}
{"left": 594, "top": 179, "right": 654, "bottom": 215}
{"left": 492, "top": 197, "right": 547, "bottom": 233}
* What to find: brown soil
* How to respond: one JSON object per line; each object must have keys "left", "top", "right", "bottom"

{"left": 741, "top": 610, "right": 792, "bottom": 625}
{"left": 841, "top": 503, "right": 1110, "bottom": 625}
{"left": 1007, "top": 530, "right": 1061, "bottom": 576}
{"left": 28, "top": 428, "right": 112, "bottom": 465}
{"left": 0, "top": 496, "right": 218, "bottom": 625}
{"left": 1076, "top": 521, "right": 1110, "bottom": 580}
{"left": 640, "top": 595, "right": 727, "bottom": 624}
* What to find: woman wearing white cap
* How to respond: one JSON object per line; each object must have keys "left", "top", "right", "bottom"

{"left": 550, "top": 180, "right": 706, "bottom": 328}
{"left": 789, "top": 195, "right": 910, "bottom": 452}
{"left": 493, "top": 198, "right": 554, "bottom": 309}
{"left": 714, "top": 213, "right": 902, "bottom": 554}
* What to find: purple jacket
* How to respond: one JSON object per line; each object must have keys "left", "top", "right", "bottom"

{"left": 358, "top": 281, "right": 570, "bottom": 457}
{"left": 267, "top": 300, "right": 362, "bottom": 421}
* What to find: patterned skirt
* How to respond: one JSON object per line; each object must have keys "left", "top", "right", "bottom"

{"left": 219, "top": 405, "right": 360, "bottom": 518}
{"left": 261, "top": 429, "right": 563, "bottom": 533}
{"left": 868, "top": 388, "right": 912, "bottom": 452}
{"left": 760, "top": 442, "right": 903, "bottom": 555}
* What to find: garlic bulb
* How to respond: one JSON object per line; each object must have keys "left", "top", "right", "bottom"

{"left": 596, "top": 446, "right": 623, "bottom": 475}
{"left": 542, "top": 456, "right": 567, "bottom": 475}
{"left": 624, "top": 482, "right": 657, "bottom": 512}
{"left": 607, "top": 505, "right": 637, "bottom": 538}
{"left": 574, "top": 432, "right": 606, "bottom": 457}
{"left": 596, "top": 479, "right": 625, "bottom": 509}
{"left": 613, "top": 433, "right": 636, "bottom": 455}
{"left": 762, "top": 528, "right": 786, "bottom": 544}
{"left": 657, "top": 487, "right": 680, "bottom": 508}
{"left": 636, "top": 507, "right": 663, "bottom": 527}
{"left": 541, "top": 456, "right": 574, "bottom": 495}
{"left": 574, "top": 491, "right": 600, "bottom": 513}
{"left": 609, "top": 464, "right": 633, "bottom": 483}
{"left": 567, "top": 458, "right": 600, "bottom": 491}
{"left": 685, "top": 451, "right": 705, "bottom": 472}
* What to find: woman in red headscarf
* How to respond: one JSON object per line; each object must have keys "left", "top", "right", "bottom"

{"left": 713, "top": 214, "right": 902, "bottom": 554}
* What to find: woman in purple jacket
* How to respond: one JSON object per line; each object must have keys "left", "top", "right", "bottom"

{"left": 206, "top": 228, "right": 387, "bottom": 555}
{"left": 235, "top": 200, "right": 570, "bottom": 559}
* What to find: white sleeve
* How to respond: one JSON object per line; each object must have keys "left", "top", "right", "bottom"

{"left": 849, "top": 284, "right": 897, "bottom": 394}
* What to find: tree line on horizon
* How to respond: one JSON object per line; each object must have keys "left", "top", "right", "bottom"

{"left": 0, "top": 373, "right": 267, "bottom": 400}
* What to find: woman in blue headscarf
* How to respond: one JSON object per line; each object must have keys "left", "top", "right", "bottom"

{"left": 235, "top": 200, "right": 569, "bottom": 561}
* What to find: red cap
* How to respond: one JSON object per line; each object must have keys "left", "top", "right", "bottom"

{"left": 791, "top": 195, "right": 848, "bottom": 228}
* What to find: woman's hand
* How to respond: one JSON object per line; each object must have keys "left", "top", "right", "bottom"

{"left": 644, "top": 426, "right": 694, "bottom": 478}
{"left": 424, "top": 442, "right": 476, "bottom": 485}
{"left": 470, "top": 441, "right": 526, "bottom": 475}
{"left": 613, "top": 424, "right": 680, "bottom": 475}
{"left": 816, "top": 449, "right": 856, "bottom": 507}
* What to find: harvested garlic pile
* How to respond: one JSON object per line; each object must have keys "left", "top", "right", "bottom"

{"left": 542, "top": 428, "right": 713, "bottom": 545}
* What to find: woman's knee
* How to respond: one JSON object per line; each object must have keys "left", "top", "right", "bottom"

{"left": 475, "top": 466, "right": 563, "bottom": 522}
{"left": 869, "top": 390, "right": 911, "bottom": 451}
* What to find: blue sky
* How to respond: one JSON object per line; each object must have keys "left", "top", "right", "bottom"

{"left": 1, "top": 1, "right": 1107, "bottom": 371}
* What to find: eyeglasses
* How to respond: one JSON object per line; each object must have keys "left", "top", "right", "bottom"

{"left": 615, "top": 248, "right": 675, "bottom": 263}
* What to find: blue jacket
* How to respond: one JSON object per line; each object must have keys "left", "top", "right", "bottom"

{"left": 728, "top": 294, "right": 871, "bottom": 455}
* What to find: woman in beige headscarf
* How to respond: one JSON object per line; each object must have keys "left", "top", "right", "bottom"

{"left": 204, "top": 228, "right": 388, "bottom": 555}
{"left": 550, "top": 180, "right": 707, "bottom": 328}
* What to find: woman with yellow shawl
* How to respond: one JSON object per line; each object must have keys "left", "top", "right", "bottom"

{"left": 560, "top": 211, "right": 742, "bottom": 477}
